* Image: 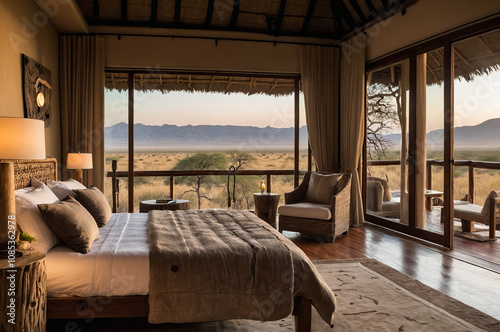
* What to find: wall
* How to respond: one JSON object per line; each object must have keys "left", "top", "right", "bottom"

{"left": 365, "top": 0, "right": 500, "bottom": 61}
{"left": 102, "top": 27, "right": 336, "bottom": 73}
{"left": 0, "top": 0, "right": 61, "bottom": 162}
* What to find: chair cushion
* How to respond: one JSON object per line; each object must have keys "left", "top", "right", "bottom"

{"left": 278, "top": 202, "right": 332, "bottom": 220}
{"left": 367, "top": 176, "right": 391, "bottom": 201}
{"left": 305, "top": 172, "right": 343, "bottom": 204}
{"left": 481, "top": 191, "right": 500, "bottom": 216}
{"left": 454, "top": 203, "right": 489, "bottom": 223}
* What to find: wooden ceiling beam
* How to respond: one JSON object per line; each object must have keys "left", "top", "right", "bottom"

{"left": 205, "top": 0, "right": 215, "bottom": 26}
{"left": 175, "top": 0, "right": 182, "bottom": 23}
{"left": 93, "top": 0, "right": 99, "bottom": 21}
{"left": 151, "top": 0, "right": 158, "bottom": 23}
{"left": 336, "top": 0, "right": 356, "bottom": 30}
{"left": 381, "top": 0, "right": 389, "bottom": 11}
{"left": 275, "top": 0, "right": 288, "bottom": 33}
{"left": 349, "top": 0, "right": 366, "bottom": 22}
{"left": 329, "top": 0, "right": 344, "bottom": 37}
{"left": 121, "top": 0, "right": 127, "bottom": 23}
{"left": 229, "top": 0, "right": 241, "bottom": 28}
{"left": 364, "top": 0, "right": 376, "bottom": 15}
{"left": 301, "top": 0, "right": 318, "bottom": 33}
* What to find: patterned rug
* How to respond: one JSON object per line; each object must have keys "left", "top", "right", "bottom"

{"left": 48, "top": 259, "right": 500, "bottom": 331}
{"left": 454, "top": 224, "right": 499, "bottom": 242}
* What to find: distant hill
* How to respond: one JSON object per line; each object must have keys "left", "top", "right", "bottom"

{"left": 105, "top": 123, "right": 309, "bottom": 151}
{"left": 384, "top": 118, "right": 500, "bottom": 149}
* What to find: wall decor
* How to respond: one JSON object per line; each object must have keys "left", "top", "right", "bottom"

{"left": 22, "top": 54, "right": 52, "bottom": 127}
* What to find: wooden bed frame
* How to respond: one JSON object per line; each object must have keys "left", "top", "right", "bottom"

{"left": 14, "top": 158, "right": 314, "bottom": 332}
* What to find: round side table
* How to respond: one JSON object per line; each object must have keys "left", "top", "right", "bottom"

{"left": 139, "top": 199, "right": 190, "bottom": 213}
{"left": 253, "top": 193, "right": 281, "bottom": 228}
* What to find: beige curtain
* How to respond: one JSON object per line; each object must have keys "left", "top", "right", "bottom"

{"left": 299, "top": 46, "right": 341, "bottom": 172}
{"left": 415, "top": 54, "right": 427, "bottom": 228}
{"left": 340, "top": 35, "right": 366, "bottom": 226}
{"left": 60, "top": 35, "right": 105, "bottom": 189}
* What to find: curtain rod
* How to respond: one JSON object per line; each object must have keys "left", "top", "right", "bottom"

{"left": 73, "top": 32, "right": 341, "bottom": 48}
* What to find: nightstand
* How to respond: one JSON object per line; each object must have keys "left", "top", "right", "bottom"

{"left": 253, "top": 193, "right": 281, "bottom": 228}
{"left": 139, "top": 199, "right": 190, "bottom": 213}
{"left": 0, "top": 250, "right": 46, "bottom": 332}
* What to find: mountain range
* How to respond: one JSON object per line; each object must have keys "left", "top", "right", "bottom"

{"left": 105, "top": 122, "right": 309, "bottom": 151}
{"left": 105, "top": 118, "right": 500, "bottom": 151}
{"left": 384, "top": 118, "right": 500, "bottom": 148}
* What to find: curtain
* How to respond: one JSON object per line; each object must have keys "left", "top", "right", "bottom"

{"left": 60, "top": 35, "right": 105, "bottom": 189}
{"left": 299, "top": 46, "right": 341, "bottom": 172}
{"left": 415, "top": 54, "right": 427, "bottom": 228}
{"left": 340, "top": 35, "right": 366, "bottom": 226}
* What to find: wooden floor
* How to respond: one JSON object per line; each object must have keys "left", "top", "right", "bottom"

{"left": 47, "top": 212, "right": 500, "bottom": 330}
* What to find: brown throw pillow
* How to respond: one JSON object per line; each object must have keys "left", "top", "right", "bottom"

{"left": 481, "top": 190, "right": 500, "bottom": 216}
{"left": 74, "top": 186, "right": 112, "bottom": 227}
{"left": 38, "top": 196, "right": 100, "bottom": 254}
{"left": 305, "top": 172, "right": 343, "bottom": 204}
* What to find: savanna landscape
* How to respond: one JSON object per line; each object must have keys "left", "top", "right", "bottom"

{"left": 104, "top": 150, "right": 310, "bottom": 212}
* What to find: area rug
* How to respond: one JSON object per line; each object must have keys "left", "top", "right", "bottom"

{"left": 454, "top": 224, "right": 499, "bottom": 242}
{"left": 48, "top": 259, "right": 500, "bottom": 332}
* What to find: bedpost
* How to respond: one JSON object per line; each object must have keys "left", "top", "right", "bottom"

{"left": 293, "top": 296, "right": 312, "bottom": 332}
{"left": 112, "top": 160, "right": 118, "bottom": 213}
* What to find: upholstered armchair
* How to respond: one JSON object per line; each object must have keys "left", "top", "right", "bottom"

{"left": 278, "top": 171, "right": 351, "bottom": 243}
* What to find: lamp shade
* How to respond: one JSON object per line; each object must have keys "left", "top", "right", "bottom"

{"left": 67, "top": 153, "right": 93, "bottom": 169}
{"left": 0, "top": 117, "right": 46, "bottom": 159}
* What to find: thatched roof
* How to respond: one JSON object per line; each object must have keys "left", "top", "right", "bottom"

{"left": 74, "top": 0, "right": 418, "bottom": 40}
{"left": 105, "top": 72, "right": 298, "bottom": 96}
{"left": 369, "top": 28, "right": 500, "bottom": 86}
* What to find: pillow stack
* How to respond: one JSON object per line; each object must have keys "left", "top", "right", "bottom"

{"left": 16, "top": 178, "right": 112, "bottom": 254}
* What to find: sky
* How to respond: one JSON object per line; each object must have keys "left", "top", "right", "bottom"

{"left": 105, "top": 89, "right": 307, "bottom": 129}
{"left": 105, "top": 70, "right": 500, "bottom": 132}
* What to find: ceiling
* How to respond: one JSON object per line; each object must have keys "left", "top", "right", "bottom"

{"left": 74, "top": 0, "right": 418, "bottom": 40}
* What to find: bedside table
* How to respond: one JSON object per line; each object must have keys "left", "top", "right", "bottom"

{"left": 139, "top": 199, "right": 190, "bottom": 213}
{"left": 253, "top": 193, "right": 281, "bottom": 228}
{"left": 0, "top": 250, "right": 46, "bottom": 332}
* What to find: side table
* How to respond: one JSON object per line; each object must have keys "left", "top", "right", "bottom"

{"left": 139, "top": 199, "right": 190, "bottom": 213}
{"left": 253, "top": 193, "right": 281, "bottom": 228}
{"left": 0, "top": 250, "right": 46, "bottom": 332}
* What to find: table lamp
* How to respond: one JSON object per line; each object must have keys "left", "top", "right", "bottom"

{"left": 0, "top": 117, "right": 46, "bottom": 250}
{"left": 66, "top": 152, "right": 93, "bottom": 183}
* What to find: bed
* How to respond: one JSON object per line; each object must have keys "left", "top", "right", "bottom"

{"left": 12, "top": 158, "right": 336, "bottom": 331}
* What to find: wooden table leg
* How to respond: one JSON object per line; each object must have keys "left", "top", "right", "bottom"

{"left": 425, "top": 196, "right": 432, "bottom": 211}
{"left": 461, "top": 219, "right": 474, "bottom": 233}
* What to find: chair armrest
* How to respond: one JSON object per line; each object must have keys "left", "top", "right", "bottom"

{"left": 366, "top": 180, "right": 383, "bottom": 212}
{"left": 330, "top": 173, "right": 352, "bottom": 209}
{"left": 284, "top": 172, "right": 311, "bottom": 204}
{"left": 488, "top": 196, "right": 500, "bottom": 239}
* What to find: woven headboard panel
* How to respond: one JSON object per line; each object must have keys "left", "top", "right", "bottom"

{"left": 0, "top": 158, "right": 58, "bottom": 190}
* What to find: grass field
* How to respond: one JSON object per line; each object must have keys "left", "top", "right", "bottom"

{"left": 105, "top": 149, "right": 500, "bottom": 212}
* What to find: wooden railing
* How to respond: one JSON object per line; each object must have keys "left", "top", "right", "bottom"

{"left": 106, "top": 162, "right": 305, "bottom": 212}
{"left": 367, "top": 159, "right": 500, "bottom": 204}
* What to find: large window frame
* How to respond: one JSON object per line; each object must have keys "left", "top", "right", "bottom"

{"left": 104, "top": 70, "right": 308, "bottom": 212}
{"left": 364, "top": 16, "right": 500, "bottom": 249}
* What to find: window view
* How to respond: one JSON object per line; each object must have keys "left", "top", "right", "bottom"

{"left": 104, "top": 73, "right": 306, "bottom": 212}
{"left": 366, "top": 60, "right": 409, "bottom": 226}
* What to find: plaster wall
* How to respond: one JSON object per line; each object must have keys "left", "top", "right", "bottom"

{"left": 0, "top": 0, "right": 61, "bottom": 162}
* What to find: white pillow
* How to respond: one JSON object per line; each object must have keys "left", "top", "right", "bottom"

{"left": 15, "top": 183, "right": 61, "bottom": 254}
{"left": 31, "top": 177, "right": 44, "bottom": 188}
{"left": 47, "top": 178, "right": 87, "bottom": 200}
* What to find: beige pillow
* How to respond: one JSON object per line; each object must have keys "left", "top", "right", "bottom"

{"left": 481, "top": 191, "right": 500, "bottom": 216}
{"left": 368, "top": 176, "right": 392, "bottom": 202}
{"left": 305, "top": 172, "right": 343, "bottom": 204}
{"left": 74, "top": 186, "right": 112, "bottom": 227}
{"left": 38, "top": 196, "right": 99, "bottom": 254}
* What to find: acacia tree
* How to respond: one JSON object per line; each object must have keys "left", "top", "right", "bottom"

{"left": 366, "top": 82, "right": 401, "bottom": 160}
{"left": 226, "top": 150, "right": 257, "bottom": 210}
{"left": 172, "top": 152, "right": 226, "bottom": 208}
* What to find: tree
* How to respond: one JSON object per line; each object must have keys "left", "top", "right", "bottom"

{"left": 227, "top": 150, "right": 254, "bottom": 170}
{"left": 366, "top": 82, "right": 401, "bottom": 160}
{"left": 227, "top": 151, "right": 256, "bottom": 209}
{"left": 172, "top": 152, "right": 227, "bottom": 208}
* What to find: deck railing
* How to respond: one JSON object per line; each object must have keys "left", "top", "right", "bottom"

{"left": 367, "top": 159, "right": 500, "bottom": 204}
{"left": 106, "top": 165, "right": 305, "bottom": 212}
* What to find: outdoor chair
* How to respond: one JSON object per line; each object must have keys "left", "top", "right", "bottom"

{"left": 365, "top": 176, "right": 400, "bottom": 217}
{"left": 444, "top": 191, "right": 500, "bottom": 239}
{"left": 278, "top": 171, "right": 351, "bottom": 243}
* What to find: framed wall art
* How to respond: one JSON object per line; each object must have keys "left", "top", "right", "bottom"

{"left": 22, "top": 54, "right": 52, "bottom": 127}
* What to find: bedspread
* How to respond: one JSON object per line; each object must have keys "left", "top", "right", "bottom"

{"left": 148, "top": 209, "right": 295, "bottom": 323}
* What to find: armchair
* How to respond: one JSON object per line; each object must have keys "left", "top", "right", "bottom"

{"left": 278, "top": 172, "right": 351, "bottom": 243}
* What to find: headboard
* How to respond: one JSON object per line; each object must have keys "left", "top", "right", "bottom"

{"left": 0, "top": 158, "right": 58, "bottom": 190}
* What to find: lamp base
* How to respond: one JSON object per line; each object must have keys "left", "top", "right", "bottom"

{"left": 74, "top": 169, "right": 83, "bottom": 183}
{"left": 0, "top": 162, "right": 16, "bottom": 247}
